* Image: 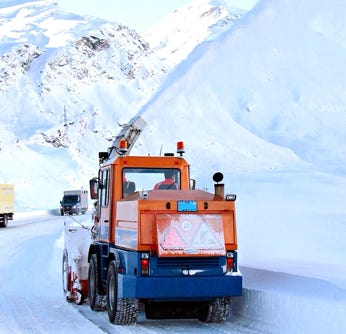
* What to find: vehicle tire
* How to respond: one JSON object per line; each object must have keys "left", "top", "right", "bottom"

{"left": 62, "top": 249, "right": 70, "bottom": 296}
{"left": 60, "top": 210, "right": 64, "bottom": 216}
{"left": 106, "top": 260, "right": 139, "bottom": 325}
{"left": 0, "top": 215, "right": 8, "bottom": 228}
{"left": 199, "top": 297, "right": 231, "bottom": 323}
{"left": 88, "top": 254, "right": 106, "bottom": 311}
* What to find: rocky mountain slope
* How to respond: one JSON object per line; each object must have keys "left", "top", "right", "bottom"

{"left": 0, "top": 0, "right": 244, "bottom": 210}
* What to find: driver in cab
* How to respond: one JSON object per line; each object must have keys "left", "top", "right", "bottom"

{"left": 153, "top": 170, "right": 177, "bottom": 190}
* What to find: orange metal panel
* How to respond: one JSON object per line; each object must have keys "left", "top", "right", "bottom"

{"left": 222, "top": 212, "right": 237, "bottom": 248}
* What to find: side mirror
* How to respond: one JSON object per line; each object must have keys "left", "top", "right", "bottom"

{"left": 89, "top": 177, "right": 99, "bottom": 199}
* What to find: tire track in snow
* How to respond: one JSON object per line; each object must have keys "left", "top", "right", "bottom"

{"left": 75, "top": 302, "right": 267, "bottom": 334}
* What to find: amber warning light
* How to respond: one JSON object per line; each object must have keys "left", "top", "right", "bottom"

{"left": 177, "top": 141, "right": 185, "bottom": 156}
{"left": 119, "top": 139, "right": 128, "bottom": 155}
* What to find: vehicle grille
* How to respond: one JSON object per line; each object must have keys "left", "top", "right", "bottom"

{"left": 155, "top": 257, "right": 222, "bottom": 269}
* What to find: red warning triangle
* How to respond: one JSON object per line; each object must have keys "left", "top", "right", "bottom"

{"left": 161, "top": 227, "right": 185, "bottom": 250}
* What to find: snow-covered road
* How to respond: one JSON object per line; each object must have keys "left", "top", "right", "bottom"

{"left": 0, "top": 214, "right": 345, "bottom": 333}
{"left": 0, "top": 214, "right": 105, "bottom": 334}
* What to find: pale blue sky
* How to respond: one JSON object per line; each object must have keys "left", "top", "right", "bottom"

{"left": 58, "top": 0, "right": 258, "bottom": 33}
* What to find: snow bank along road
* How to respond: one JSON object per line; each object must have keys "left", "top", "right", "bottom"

{"left": 0, "top": 214, "right": 344, "bottom": 333}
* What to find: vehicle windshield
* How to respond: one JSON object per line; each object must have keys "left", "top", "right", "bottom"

{"left": 122, "top": 168, "right": 180, "bottom": 197}
{"left": 62, "top": 195, "right": 79, "bottom": 203}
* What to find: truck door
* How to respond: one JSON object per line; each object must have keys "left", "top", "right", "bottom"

{"left": 98, "top": 168, "right": 112, "bottom": 242}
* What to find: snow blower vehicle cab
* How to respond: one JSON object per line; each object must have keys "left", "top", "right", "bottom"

{"left": 87, "top": 138, "right": 242, "bottom": 324}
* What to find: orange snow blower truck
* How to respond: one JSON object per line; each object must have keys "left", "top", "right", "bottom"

{"left": 62, "top": 116, "right": 242, "bottom": 324}
{"left": 87, "top": 139, "right": 242, "bottom": 324}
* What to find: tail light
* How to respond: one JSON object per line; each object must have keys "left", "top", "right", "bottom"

{"left": 226, "top": 251, "right": 235, "bottom": 272}
{"left": 141, "top": 253, "right": 150, "bottom": 276}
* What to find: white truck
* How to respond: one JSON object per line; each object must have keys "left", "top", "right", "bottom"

{"left": 0, "top": 184, "right": 14, "bottom": 228}
{"left": 60, "top": 190, "right": 88, "bottom": 216}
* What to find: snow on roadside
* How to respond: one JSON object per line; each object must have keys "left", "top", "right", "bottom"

{"left": 235, "top": 279, "right": 346, "bottom": 334}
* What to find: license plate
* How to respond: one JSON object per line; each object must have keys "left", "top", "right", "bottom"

{"left": 177, "top": 200, "right": 197, "bottom": 212}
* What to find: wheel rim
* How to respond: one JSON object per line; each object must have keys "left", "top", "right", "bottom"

{"left": 108, "top": 274, "right": 115, "bottom": 312}
{"left": 89, "top": 265, "right": 95, "bottom": 300}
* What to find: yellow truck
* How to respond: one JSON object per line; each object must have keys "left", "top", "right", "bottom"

{"left": 0, "top": 184, "right": 14, "bottom": 228}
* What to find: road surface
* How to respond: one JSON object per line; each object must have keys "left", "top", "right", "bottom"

{"left": 0, "top": 213, "right": 344, "bottom": 333}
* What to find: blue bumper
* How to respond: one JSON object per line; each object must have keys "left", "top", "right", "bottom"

{"left": 117, "top": 273, "right": 242, "bottom": 300}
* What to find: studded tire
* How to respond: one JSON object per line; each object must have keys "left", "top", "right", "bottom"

{"left": 106, "top": 260, "right": 139, "bottom": 325}
{"left": 88, "top": 254, "right": 106, "bottom": 311}
{"left": 199, "top": 297, "right": 231, "bottom": 323}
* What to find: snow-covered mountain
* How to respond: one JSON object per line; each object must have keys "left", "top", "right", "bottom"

{"left": 0, "top": 0, "right": 166, "bottom": 132}
{"left": 0, "top": 0, "right": 168, "bottom": 209}
{"left": 144, "top": 0, "right": 246, "bottom": 67}
{"left": 0, "top": 0, "right": 246, "bottom": 210}
{"left": 0, "top": 0, "right": 345, "bottom": 211}
{"left": 136, "top": 0, "right": 346, "bottom": 176}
